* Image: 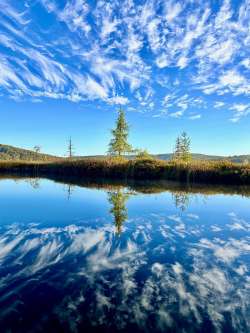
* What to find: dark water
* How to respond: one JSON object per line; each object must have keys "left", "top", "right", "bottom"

{"left": 0, "top": 177, "right": 249, "bottom": 333}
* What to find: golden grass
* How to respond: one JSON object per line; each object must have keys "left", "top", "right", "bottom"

{"left": 0, "top": 157, "right": 249, "bottom": 185}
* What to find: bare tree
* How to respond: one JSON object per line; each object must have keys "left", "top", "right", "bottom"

{"left": 33, "top": 145, "right": 41, "bottom": 154}
{"left": 67, "top": 137, "right": 74, "bottom": 158}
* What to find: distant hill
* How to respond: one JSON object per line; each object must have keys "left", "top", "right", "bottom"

{"left": 0, "top": 144, "right": 59, "bottom": 161}
{"left": 78, "top": 153, "right": 250, "bottom": 163}
{"left": 154, "top": 154, "right": 250, "bottom": 163}
{"left": 0, "top": 144, "right": 249, "bottom": 163}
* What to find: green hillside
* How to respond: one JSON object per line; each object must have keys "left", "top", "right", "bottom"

{"left": 0, "top": 144, "right": 59, "bottom": 161}
{"left": 0, "top": 144, "right": 249, "bottom": 163}
{"left": 78, "top": 153, "right": 250, "bottom": 163}
{"left": 155, "top": 153, "right": 250, "bottom": 163}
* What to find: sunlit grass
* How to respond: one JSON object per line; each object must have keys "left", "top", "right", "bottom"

{"left": 0, "top": 157, "right": 249, "bottom": 185}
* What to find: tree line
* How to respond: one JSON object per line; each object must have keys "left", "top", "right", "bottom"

{"left": 108, "top": 108, "right": 192, "bottom": 162}
{"left": 34, "top": 107, "right": 192, "bottom": 161}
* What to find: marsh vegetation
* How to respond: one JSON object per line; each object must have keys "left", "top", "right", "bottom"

{"left": 0, "top": 109, "right": 249, "bottom": 185}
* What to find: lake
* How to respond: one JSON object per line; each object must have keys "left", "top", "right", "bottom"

{"left": 0, "top": 177, "right": 249, "bottom": 333}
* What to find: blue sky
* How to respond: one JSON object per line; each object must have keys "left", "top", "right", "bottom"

{"left": 0, "top": 0, "right": 249, "bottom": 156}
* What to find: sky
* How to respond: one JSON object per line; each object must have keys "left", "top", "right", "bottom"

{"left": 0, "top": 0, "right": 249, "bottom": 156}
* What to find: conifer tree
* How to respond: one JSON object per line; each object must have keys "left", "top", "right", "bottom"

{"left": 173, "top": 136, "right": 182, "bottom": 160}
{"left": 173, "top": 132, "right": 192, "bottom": 162}
{"left": 180, "top": 131, "right": 191, "bottom": 162}
{"left": 108, "top": 108, "right": 133, "bottom": 156}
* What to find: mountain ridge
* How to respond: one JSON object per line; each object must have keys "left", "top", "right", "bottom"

{"left": 0, "top": 144, "right": 249, "bottom": 163}
{"left": 0, "top": 144, "right": 59, "bottom": 161}
{"left": 75, "top": 153, "right": 250, "bottom": 163}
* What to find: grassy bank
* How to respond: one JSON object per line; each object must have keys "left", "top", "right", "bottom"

{"left": 0, "top": 158, "right": 250, "bottom": 185}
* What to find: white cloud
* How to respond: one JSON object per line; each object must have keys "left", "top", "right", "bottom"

{"left": 0, "top": 59, "right": 28, "bottom": 92}
{"left": 230, "top": 104, "right": 249, "bottom": 113}
{"left": 0, "top": 2, "right": 29, "bottom": 26}
{"left": 169, "top": 110, "right": 184, "bottom": 118}
{"left": 28, "top": 50, "right": 66, "bottom": 89}
{"left": 177, "top": 101, "right": 188, "bottom": 110}
{"left": 58, "top": 0, "right": 91, "bottom": 34}
{"left": 162, "top": 94, "right": 172, "bottom": 106}
{"left": 215, "top": 0, "right": 233, "bottom": 28}
{"left": 219, "top": 70, "right": 245, "bottom": 87}
{"left": 229, "top": 103, "right": 250, "bottom": 122}
{"left": 155, "top": 54, "right": 169, "bottom": 68}
{"left": 208, "top": 40, "right": 237, "bottom": 65}
{"left": 214, "top": 101, "right": 225, "bottom": 108}
{"left": 165, "top": 1, "right": 182, "bottom": 23}
{"left": 241, "top": 59, "right": 250, "bottom": 69}
{"left": 108, "top": 96, "right": 129, "bottom": 105}
{"left": 100, "top": 17, "right": 119, "bottom": 40}
{"left": 82, "top": 75, "right": 108, "bottom": 99}
{"left": 0, "top": 0, "right": 249, "bottom": 119}
{"left": 189, "top": 114, "right": 201, "bottom": 120}
{"left": 177, "top": 56, "right": 188, "bottom": 69}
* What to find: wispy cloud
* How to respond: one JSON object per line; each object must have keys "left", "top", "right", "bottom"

{"left": 0, "top": 0, "right": 249, "bottom": 121}
{"left": 229, "top": 103, "right": 250, "bottom": 122}
{"left": 189, "top": 114, "right": 201, "bottom": 120}
{"left": 107, "top": 96, "right": 129, "bottom": 105}
{"left": 214, "top": 101, "right": 225, "bottom": 108}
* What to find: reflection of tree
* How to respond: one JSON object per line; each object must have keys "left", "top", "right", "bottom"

{"left": 108, "top": 189, "right": 130, "bottom": 234}
{"left": 27, "top": 178, "right": 40, "bottom": 189}
{"left": 172, "top": 191, "right": 191, "bottom": 212}
{"left": 66, "top": 184, "right": 74, "bottom": 201}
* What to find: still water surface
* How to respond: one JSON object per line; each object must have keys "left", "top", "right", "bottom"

{"left": 0, "top": 178, "right": 249, "bottom": 333}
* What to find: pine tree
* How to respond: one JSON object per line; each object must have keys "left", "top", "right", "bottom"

{"left": 180, "top": 132, "right": 191, "bottom": 162}
{"left": 173, "top": 132, "right": 192, "bottom": 162}
{"left": 108, "top": 108, "right": 133, "bottom": 156}
{"left": 173, "top": 136, "right": 182, "bottom": 160}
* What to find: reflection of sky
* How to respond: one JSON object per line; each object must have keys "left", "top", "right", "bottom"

{"left": 0, "top": 179, "right": 249, "bottom": 332}
{"left": 1, "top": 179, "right": 250, "bottom": 225}
{"left": 0, "top": 179, "right": 109, "bottom": 225}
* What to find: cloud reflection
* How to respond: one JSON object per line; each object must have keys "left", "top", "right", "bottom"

{"left": 0, "top": 186, "right": 249, "bottom": 332}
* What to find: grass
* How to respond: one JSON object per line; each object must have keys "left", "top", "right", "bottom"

{"left": 0, "top": 157, "right": 250, "bottom": 185}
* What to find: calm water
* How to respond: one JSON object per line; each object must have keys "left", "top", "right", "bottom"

{"left": 0, "top": 178, "right": 249, "bottom": 333}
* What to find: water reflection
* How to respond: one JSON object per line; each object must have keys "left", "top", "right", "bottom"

{"left": 0, "top": 177, "right": 249, "bottom": 333}
{"left": 65, "top": 184, "right": 75, "bottom": 201}
{"left": 108, "top": 189, "right": 130, "bottom": 234}
{"left": 172, "top": 191, "right": 191, "bottom": 211}
{"left": 26, "top": 177, "right": 41, "bottom": 189}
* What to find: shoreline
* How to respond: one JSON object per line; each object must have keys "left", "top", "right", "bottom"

{"left": 1, "top": 174, "right": 250, "bottom": 198}
{"left": 0, "top": 158, "right": 250, "bottom": 186}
